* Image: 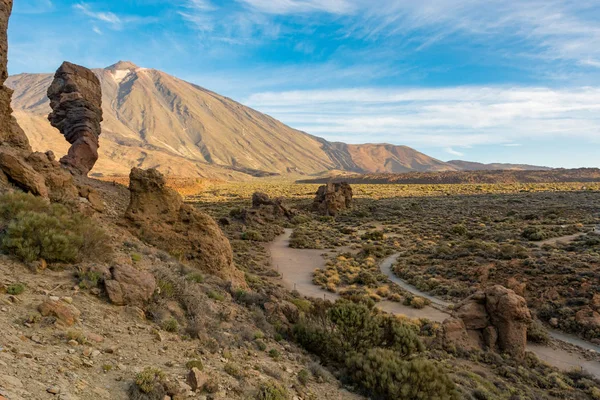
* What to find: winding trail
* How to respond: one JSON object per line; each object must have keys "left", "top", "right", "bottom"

{"left": 268, "top": 229, "right": 600, "bottom": 379}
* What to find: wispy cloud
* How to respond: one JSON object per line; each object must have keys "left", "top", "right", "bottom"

{"left": 236, "top": 0, "right": 355, "bottom": 15}
{"left": 246, "top": 86, "right": 600, "bottom": 148}
{"left": 446, "top": 147, "right": 465, "bottom": 157}
{"left": 73, "top": 3, "right": 158, "bottom": 30}
{"left": 74, "top": 3, "right": 121, "bottom": 25}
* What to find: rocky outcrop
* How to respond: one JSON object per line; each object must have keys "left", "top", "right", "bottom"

{"left": 47, "top": 61, "right": 103, "bottom": 175}
{"left": 0, "top": 0, "right": 29, "bottom": 151}
{"left": 125, "top": 168, "right": 246, "bottom": 288}
{"left": 448, "top": 285, "right": 532, "bottom": 359}
{"left": 252, "top": 192, "right": 293, "bottom": 218}
{"left": 312, "top": 182, "right": 353, "bottom": 216}
{"left": 104, "top": 264, "right": 156, "bottom": 307}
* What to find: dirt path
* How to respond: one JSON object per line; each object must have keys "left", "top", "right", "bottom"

{"left": 536, "top": 233, "right": 585, "bottom": 247}
{"left": 268, "top": 229, "right": 448, "bottom": 321}
{"left": 268, "top": 230, "right": 600, "bottom": 379}
{"left": 380, "top": 254, "right": 452, "bottom": 308}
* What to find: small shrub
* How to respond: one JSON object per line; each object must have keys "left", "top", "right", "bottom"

{"left": 255, "top": 340, "right": 267, "bottom": 351}
{"left": 224, "top": 363, "right": 243, "bottom": 378}
{"left": 102, "top": 364, "right": 113, "bottom": 373}
{"left": 207, "top": 290, "right": 225, "bottom": 301}
{"left": 361, "top": 230, "right": 385, "bottom": 241}
{"left": 242, "top": 230, "right": 264, "bottom": 241}
{"left": 161, "top": 318, "right": 178, "bottom": 332}
{"left": 157, "top": 280, "right": 175, "bottom": 297}
{"left": 185, "top": 360, "right": 204, "bottom": 370}
{"left": 527, "top": 320, "right": 550, "bottom": 344}
{"left": 134, "top": 367, "right": 165, "bottom": 394}
{"left": 131, "top": 253, "right": 142, "bottom": 263}
{"left": 298, "top": 369, "right": 310, "bottom": 386}
{"left": 6, "top": 283, "right": 25, "bottom": 295}
{"left": 255, "top": 381, "right": 288, "bottom": 400}
{"left": 268, "top": 349, "right": 280, "bottom": 360}
{"left": 186, "top": 273, "right": 204, "bottom": 283}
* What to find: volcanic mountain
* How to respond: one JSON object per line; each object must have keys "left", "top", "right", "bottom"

{"left": 7, "top": 61, "right": 546, "bottom": 179}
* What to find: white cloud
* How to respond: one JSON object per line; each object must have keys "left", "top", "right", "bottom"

{"left": 245, "top": 86, "right": 600, "bottom": 148}
{"left": 445, "top": 147, "right": 464, "bottom": 157}
{"left": 236, "top": 0, "right": 355, "bottom": 15}
{"left": 74, "top": 3, "right": 121, "bottom": 24}
{"left": 93, "top": 26, "right": 103, "bottom": 35}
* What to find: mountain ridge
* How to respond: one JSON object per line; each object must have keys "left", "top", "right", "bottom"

{"left": 7, "top": 61, "right": 549, "bottom": 179}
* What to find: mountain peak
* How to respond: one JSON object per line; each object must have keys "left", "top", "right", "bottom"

{"left": 106, "top": 60, "right": 139, "bottom": 71}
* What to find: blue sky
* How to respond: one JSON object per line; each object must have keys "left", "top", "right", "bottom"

{"left": 9, "top": 0, "right": 600, "bottom": 167}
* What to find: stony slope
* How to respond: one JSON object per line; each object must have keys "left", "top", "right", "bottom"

{"left": 8, "top": 61, "right": 455, "bottom": 179}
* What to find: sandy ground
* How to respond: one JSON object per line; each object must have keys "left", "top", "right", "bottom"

{"left": 269, "top": 229, "right": 600, "bottom": 379}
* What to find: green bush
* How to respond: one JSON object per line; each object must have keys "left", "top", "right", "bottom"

{"left": 242, "top": 230, "right": 265, "bottom": 241}
{"left": 293, "top": 300, "right": 423, "bottom": 363}
{"left": 346, "top": 349, "right": 459, "bottom": 400}
{"left": 185, "top": 359, "right": 204, "bottom": 370}
{"left": 134, "top": 367, "right": 165, "bottom": 394}
{"left": 6, "top": 283, "right": 25, "bottom": 295}
{"left": 161, "top": 318, "right": 178, "bottom": 332}
{"left": 255, "top": 381, "right": 289, "bottom": 400}
{"left": 0, "top": 192, "right": 110, "bottom": 263}
{"left": 527, "top": 320, "right": 550, "bottom": 344}
{"left": 361, "top": 230, "right": 385, "bottom": 241}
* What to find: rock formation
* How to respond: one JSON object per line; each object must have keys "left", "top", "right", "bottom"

{"left": 445, "top": 285, "right": 532, "bottom": 359}
{"left": 47, "top": 61, "right": 103, "bottom": 175}
{"left": 312, "top": 182, "right": 353, "bottom": 216}
{"left": 251, "top": 192, "right": 293, "bottom": 219}
{"left": 125, "top": 168, "right": 246, "bottom": 288}
{"left": 0, "top": 0, "right": 29, "bottom": 151}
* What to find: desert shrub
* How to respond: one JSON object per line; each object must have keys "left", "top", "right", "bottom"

{"left": 527, "top": 320, "right": 550, "bottom": 344}
{"left": 361, "top": 230, "right": 385, "bottom": 241}
{"left": 224, "top": 363, "right": 243, "bottom": 378}
{"left": 242, "top": 230, "right": 265, "bottom": 241}
{"left": 134, "top": 367, "right": 166, "bottom": 394}
{"left": 298, "top": 369, "right": 310, "bottom": 386}
{"left": 186, "top": 273, "right": 204, "bottom": 283}
{"left": 255, "top": 381, "right": 289, "bottom": 400}
{"left": 294, "top": 300, "right": 423, "bottom": 363}
{"left": 161, "top": 318, "right": 178, "bottom": 332}
{"left": 451, "top": 224, "right": 468, "bottom": 236}
{"left": 0, "top": 193, "right": 110, "bottom": 263}
{"left": 185, "top": 360, "right": 204, "bottom": 370}
{"left": 268, "top": 349, "right": 280, "bottom": 359}
{"left": 522, "top": 227, "right": 546, "bottom": 241}
{"left": 6, "top": 283, "right": 25, "bottom": 295}
{"left": 346, "top": 349, "right": 459, "bottom": 400}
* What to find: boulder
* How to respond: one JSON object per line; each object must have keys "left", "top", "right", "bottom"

{"left": 452, "top": 285, "right": 532, "bottom": 359}
{"left": 38, "top": 300, "right": 81, "bottom": 326}
{"left": 125, "top": 168, "right": 247, "bottom": 288}
{"left": 439, "top": 318, "right": 476, "bottom": 351}
{"left": 47, "top": 61, "right": 103, "bottom": 175}
{"left": 187, "top": 368, "right": 207, "bottom": 392}
{"left": 0, "top": 0, "right": 30, "bottom": 151}
{"left": 312, "top": 182, "right": 353, "bottom": 216}
{"left": 104, "top": 264, "right": 156, "bottom": 306}
{"left": 575, "top": 307, "right": 600, "bottom": 328}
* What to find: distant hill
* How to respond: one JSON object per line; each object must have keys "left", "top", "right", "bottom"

{"left": 8, "top": 61, "right": 460, "bottom": 179}
{"left": 298, "top": 168, "right": 600, "bottom": 185}
{"left": 447, "top": 160, "right": 551, "bottom": 171}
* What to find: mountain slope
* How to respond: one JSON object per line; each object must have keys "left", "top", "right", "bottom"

{"left": 447, "top": 160, "right": 551, "bottom": 171}
{"left": 7, "top": 61, "right": 469, "bottom": 178}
